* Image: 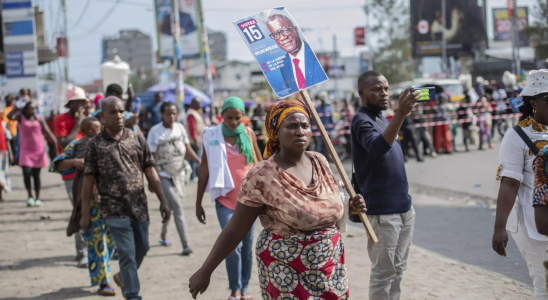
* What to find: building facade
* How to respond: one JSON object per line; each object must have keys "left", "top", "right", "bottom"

{"left": 102, "top": 30, "right": 153, "bottom": 73}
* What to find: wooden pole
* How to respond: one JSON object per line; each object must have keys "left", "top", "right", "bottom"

{"left": 300, "top": 90, "right": 378, "bottom": 243}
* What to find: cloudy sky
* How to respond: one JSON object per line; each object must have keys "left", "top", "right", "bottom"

{"left": 35, "top": 0, "right": 539, "bottom": 84}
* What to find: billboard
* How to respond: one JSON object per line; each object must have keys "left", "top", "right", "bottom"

{"left": 155, "top": 0, "right": 202, "bottom": 60}
{"left": 410, "top": 0, "right": 487, "bottom": 58}
{"left": 233, "top": 7, "right": 328, "bottom": 99}
{"left": 1, "top": 0, "right": 39, "bottom": 94}
{"left": 492, "top": 7, "right": 529, "bottom": 46}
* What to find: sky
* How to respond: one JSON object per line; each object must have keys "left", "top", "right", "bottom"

{"left": 35, "top": 0, "right": 540, "bottom": 85}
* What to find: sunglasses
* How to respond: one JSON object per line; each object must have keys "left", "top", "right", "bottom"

{"left": 269, "top": 27, "right": 295, "bottom": 40}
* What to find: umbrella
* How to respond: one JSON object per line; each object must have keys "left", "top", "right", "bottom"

{"left": 146, "top": 82, "right": 211, "bottom": 106}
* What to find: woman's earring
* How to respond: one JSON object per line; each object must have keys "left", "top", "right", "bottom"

{"left": 533, "top": 109, "right": 537, "bottom": 114}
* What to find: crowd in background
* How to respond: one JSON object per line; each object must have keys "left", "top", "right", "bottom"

{"left": 0, "top": 69, "right": 533, "bottom": 299}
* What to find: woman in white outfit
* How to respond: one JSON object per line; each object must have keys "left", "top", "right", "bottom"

{"left": 493, "top": 69, "right": 548, "bottom": 300}
{"left": 147, "top": 101, "right": 201, "bottom": 255}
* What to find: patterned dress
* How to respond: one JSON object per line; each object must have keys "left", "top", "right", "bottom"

{"left": 50, "top": 138, "right": 115, "bottom": 287}
{"left": 534, "top": 145, "right": 548, "bottom": 206}
{"left": 239, "top": 152, "right": 348, "bottom": 299}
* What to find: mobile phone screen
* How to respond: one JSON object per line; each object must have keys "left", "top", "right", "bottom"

{"left": 412, "top": 88, "right": 436, "bottom": 102}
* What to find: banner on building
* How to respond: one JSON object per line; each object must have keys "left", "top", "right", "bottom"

{"left": 155, "top": 0, "right": 202, "bottom": 60}
{"left": 233, "top": 7, "right": 328, "bottom": 99}
{"left": 492, "top": 7, "right": 529, "bottom": 46}
{"left": 410, "top": 0, "right": 488, "bottom": 58}
{"left": 1, "top": 0, "right": 39, "bottom": 94}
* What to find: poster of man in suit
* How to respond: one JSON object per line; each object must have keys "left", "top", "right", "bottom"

{"left": 156, "top": 0, "right": 201, "bottom": 60}
{"left": 233, "top": 7, "right": 328, "bottom": 98}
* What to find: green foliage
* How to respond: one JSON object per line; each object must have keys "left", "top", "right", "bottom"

{"left": 370, "top": 0, "right": 414, "bottom": 83}
{"left": 527, "top": 0, "right": 548, "bottom": 58}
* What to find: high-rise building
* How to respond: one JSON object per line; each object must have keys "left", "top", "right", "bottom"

{"left": 208, "top": 29, "right": 227, "bottom": 62}
{"left": 102, "top": 30, "right": 153, "bottom": 73}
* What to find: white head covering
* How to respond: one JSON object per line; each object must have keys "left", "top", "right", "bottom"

{"left": 521, "top": 69, "right": 548, "bottom": 97}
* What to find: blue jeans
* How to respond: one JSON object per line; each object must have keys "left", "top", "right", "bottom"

{"left": 215, "top": 201, "right": 254, "bottom": 293}
{"left": 104, "top": 218, "right": 150, "bottom": 300}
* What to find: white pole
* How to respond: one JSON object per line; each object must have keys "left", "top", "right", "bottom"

{"left": 172, "top": 0, "right": 184, "bottom": 106}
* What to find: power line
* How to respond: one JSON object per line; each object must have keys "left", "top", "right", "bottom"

{"left": 69, "top": 0, "right": 93, "bottom": 30}
{"left": 94, "top": 0, "right": 151, "bottom": 8}
{"left": 85, "top": 0, "right": 122, "bottom": 35}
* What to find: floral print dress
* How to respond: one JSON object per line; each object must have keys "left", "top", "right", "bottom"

{"left": 239, "top": 152, "right": 348, "bottom": 299}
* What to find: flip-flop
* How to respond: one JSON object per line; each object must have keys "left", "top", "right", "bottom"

{"left": 240, "top": 296, "right": 254, "bottom": 300}
{"left": 159, "top": 240, "right": 172, "bottom": 247}
{"left": 228, "top": 297, "right": 240, "bottom": 300}
{"left": 97, "top": 287, "right": 116, "bottom": 297}
{"left": 113, "top": 273, "right": 123, "bottom": 289}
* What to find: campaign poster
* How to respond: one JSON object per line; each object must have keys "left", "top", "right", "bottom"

{"left": 492, "top": 7, "right": 529, "bottom": 47}
{"left": 410, "top": 0, "right": 488, "bottom": 58}
{"left": 155, "top": 0, "right": 202, "bottom": 60}
{"left": 233, "top": 7, "right": 328, "bottom": 99}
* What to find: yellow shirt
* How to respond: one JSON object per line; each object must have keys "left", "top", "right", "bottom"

{"left": 1, "top": 105, "right": 17, "bottom": 137}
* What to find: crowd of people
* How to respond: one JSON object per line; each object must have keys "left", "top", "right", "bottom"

{"left": 2, "top": 69, "right": 548, "bottom": 300}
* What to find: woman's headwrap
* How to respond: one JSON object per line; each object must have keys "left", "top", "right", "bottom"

{"left": 264, "top": 99, "right": 311, "bottom": 159}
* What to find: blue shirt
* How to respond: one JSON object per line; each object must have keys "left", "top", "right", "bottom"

{"left": 350, "top": 106, "right": 411, "bottom": 215}
{"left": 147, "top": 102, "right": 163, "bottom": 127}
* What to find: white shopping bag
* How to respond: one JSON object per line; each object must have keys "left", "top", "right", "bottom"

{"left": 337, "top": 186, "right": 350, "bottom": 233}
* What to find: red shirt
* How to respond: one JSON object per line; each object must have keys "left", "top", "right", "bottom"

{"left": 53, "top": 113, "right": 84, "bottom": 180}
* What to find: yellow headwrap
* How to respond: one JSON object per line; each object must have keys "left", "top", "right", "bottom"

{"left": 264, "top": 99, "right": 311, "bottom": 159}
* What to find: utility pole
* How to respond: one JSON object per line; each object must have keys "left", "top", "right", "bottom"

{"left": 441, "top": 0, "right": 447, "bottom": 74}
{"left": 198, "top": 0, "right": 214, "bottom": 115}
{"left": 514, "top": 1, "right": 521, "bottom": 74}
{"left": 61, "top": 0, "right": 69, "bottom": 84}
{"left": 363, "top": 1, "right": 373, "bottom": 70}
{"left": 172, "top": 0, "right": 184, "bottom": 106}
{"left": 333, "top": 34, "right": 338, "bottom": 94}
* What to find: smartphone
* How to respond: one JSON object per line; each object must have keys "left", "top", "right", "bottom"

{"left": 411, "top": 87, "right": 436, "bottom": 102}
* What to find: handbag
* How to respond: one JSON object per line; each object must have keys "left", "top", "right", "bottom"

{"left": 336, "top": 189, "right": 350, "bottom": 233}
{"left": 348, "top": 162, "right": 362, "bottom": 223}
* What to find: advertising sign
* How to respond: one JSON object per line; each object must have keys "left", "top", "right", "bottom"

{"left": 492, "top": 7, "right": 529, "bottom": 46}
{"left": 233, "top": 7, "right": 328, "bottom": 98}
{"left": 155, "top": 0, "right": 202, "bottom": 60}
{"left": 354, "top": 27, "right": 365, "bottom": 46}
{"left": 1, "top": 0, "right": 39, "bottom": 94}
{"left": 56, "top": 37, "right": 68, "bottom": 57}
{"left": 410, "top": 0, "right": 487, "bottom": 58}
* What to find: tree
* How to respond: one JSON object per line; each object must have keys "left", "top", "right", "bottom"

{"left": 527, "top": 0, "right": 548, "bottom": 58}
{"left": 369, "top": 0, "right": 414, "bottom": 83}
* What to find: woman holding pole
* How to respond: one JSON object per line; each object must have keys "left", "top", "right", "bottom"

{"left": 189, "top": 99, "right": 367, "bottom": 300}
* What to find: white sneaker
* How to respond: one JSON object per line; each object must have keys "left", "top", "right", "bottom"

{"left": 26, "top": 198, "right": 35, "bottom": 207}
{"left": 34, "top": 199, "right": 43, "bottom": 207}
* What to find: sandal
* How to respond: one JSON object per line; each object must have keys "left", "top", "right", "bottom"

{"left": 228, "top": 297, "right": 240, "bottom": 300}
{"left": 241, "top": 295, "right": 254, "bottom": 300}
{"left": 97, "top": 286, "right": 116, "bottom": 297}
{"left": 159, "top": 240, "right": 172, "bottom": 247}
{"left": 113, "top": 273, "right": 123, "bottom": 289}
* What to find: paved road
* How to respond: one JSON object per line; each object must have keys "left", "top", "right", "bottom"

{"left": 343, "top": 141, "right": 531, "bottom": 286}
{"left": 0, "top": 166, "right": 533, "bottom": 299}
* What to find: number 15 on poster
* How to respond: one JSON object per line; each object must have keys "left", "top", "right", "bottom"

{"left": 237, "top": 19, "right": 265, "bottom": 43}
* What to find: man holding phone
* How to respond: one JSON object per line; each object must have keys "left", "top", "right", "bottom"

{"left": 351, "top": 70, "right": 421, "bottom": 300}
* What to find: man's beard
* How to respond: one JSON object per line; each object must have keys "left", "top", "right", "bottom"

{"left": 365, "top": 99, "right": 387, "bottom": 112}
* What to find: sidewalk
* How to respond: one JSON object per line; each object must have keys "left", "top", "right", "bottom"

{"left": 0, "top": 168, "right": 533, "bottom": 299}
